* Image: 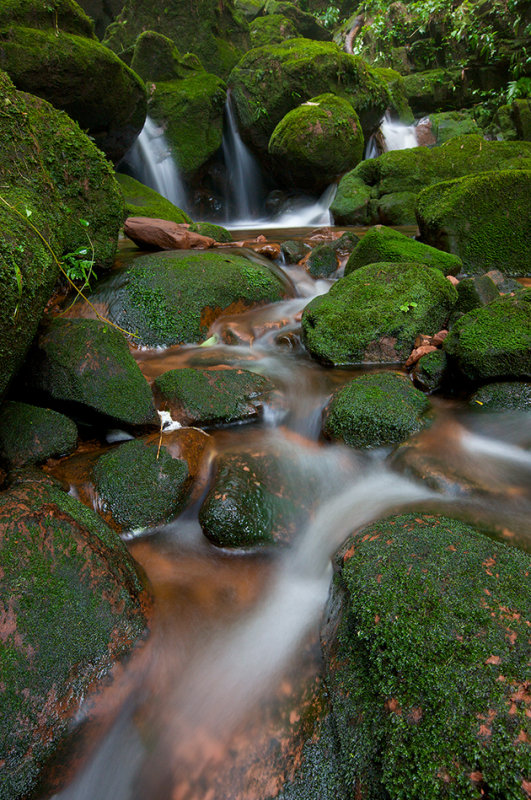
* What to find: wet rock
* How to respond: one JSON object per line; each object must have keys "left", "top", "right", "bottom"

{"left": 331, "top": 136, "right": 531, "bottom": 226}
{"left": 443, "top": 290, "right": 531, "bottom": 383}
{"left": 0, "top": 402, "right": 77, "bottom": 468}
{"left": 153, "top": 367, "right": 276, "bottom": 427}
{"left": 345, "top": 225, "right": 462, "bottom": 277}
{"left": 268, "top": 94, "right": 364, "bottom": 191}
{"left": 123, "top": 217, "right": 215, "bottom": 250}
{"left": 427, "top": 109, "right": 482, "bottom": 144}
{"left": 322, "top": 513, "right": 531, "bottom": 800}
{"left": 412, "top": 349, "right": 449, "bottom": 393}
{"left": 305, "top": 243, "right": 339, "bottom": 279}
{"left": 250, "top": 13, "right": 298, "bottom": 48}
{"left": 416, "top": 169, "right": 531, "bottom": 277}
{"left": 404, "top": 343, "right": 437, "bottom": 368}
{"left": 455, "top": 274, "right": 500, "bottom": 313}
{"left": 116, "top": 174, "right": 191, "bottom": 224}
{"left": 301, "top": 262, "right": 457, "bottom": 367}
{"left": 0, "top": 474, "right": 149, "bottom": 800}
{"left": 87, "top": 250, "right": 290, "bottom": 348}
{"left": 93, "top": 437, "right": 190, "bottom": 531}
{"left": 485, "top": 269, "right": 523, "bottom": 295}
{"left": 469, "top": 381, "right": 531, "bottom": 412}
{"left": 189, "top": 222, "right": 233, "bottom": 243}
{"left": 281, "top": 240, "right": 311, "bottom": 264}
{"left": 22, "top": 318, "right": 157, "bottom": 427}
{"left": 322, "top": 372, "right": 430, "bottom": 448}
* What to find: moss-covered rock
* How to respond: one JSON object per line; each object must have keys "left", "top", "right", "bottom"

{"left": 154, "top": 367, "right": 275, "bottom": 426}
{"left": 331, "top": 136, "right": 531, "bottom": 225}
{"left": 268, "top": 93, "right": 364, "bottom": 190}
{"left": 0, "top": 25, "right": 146, "bottom": 163}
{"left": 0, "top": 475, "right": 149, "bottom": 800}
{"left": 301, "top": 262, "right": 457, "bottom": 366}
{"left": 88, "top": 250, "right": 289, "bottom": 347}
{"left": 322, "top": 372, "right": 430, "bottom": 448}
{"left": 469, "top": 381, "right": 531, "bottom": 411}
{"left": 263, "top": 1, "right": 331, "bottom": 41}
{"left": 116, "top": 173, "right": 191, "bottom": 224}
{"left": 93, "top": 438, "right": 190, "bottom": 530}
{"left": 130, "top": 30, "right": 188, "bottom": 82}
{"left": 372, "top": 66, "right": 414, "bottom": 124}
{"left": 455, "top": 274, "right": 500, "bottom": 314}
{"left": 428, "top": 110, "right": 482, "bottom": 144}
{"left": 323, "top": 513, "right": 531, "bottom": 800}
{"left": 281, "top": 239, "right": 310, "bottom": 263}
{"left": 345, "top": 226, "right": 462, "bottom": 276}
{"left": 228, "top": 38, "right": 390, "bottom": 155}
{"left": 306, "top": 242, "right": 340, "bottom": 278}
{"left": 250, "top": 14, "right": 298, "bottom": 47}
{"left": 235, "top": 0, "right": 265, "bottom": 21}
{"left": 22, "top": 318, "right": 157, "bottom": 426}
{"left": 443, "top": 291, "right": 531, "bottom": 383}
{"left": 416, "top": 170, "right": 531, "bottom": 276}
{"left": 104, "top": 0, "right": 250, "bottom": 78}
{"left": 0, "top": 0, "right": 96, "bottom": 37}
{"left": 401, "top": 68, "right": 475, "bottom": 114}
{"left": 188, "top": 222, "right": 232, "bottom": 242}
{"left": 0, "top": 402, "right": 77, "bottom": 467}
{"left": 412, "top": 349, "right": 449, "bottom": 393}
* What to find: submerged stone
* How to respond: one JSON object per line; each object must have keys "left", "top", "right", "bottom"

{"left": 0, "top": 402, "right": 77, "bottom": 467}
{"left": 322, "top": 372, "right": 430, "bottom": 448}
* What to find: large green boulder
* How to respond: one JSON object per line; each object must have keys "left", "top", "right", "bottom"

{"left": 323, "top": 513, "right": 531, "bottom": 800}
{"left": 331, "top": 136, "right": 531, "bottom": 226}
{"left": 0, "top": 474, "right": 149, "bottom": 800}
{"left": 87, "top": 250, "right": 290, "bottom": 347}
{"left": 345, "top": 226, "right": 462, "bottom": 276}
{"left": 263, "top": 1, "right": 331, "bottom": 41}
{"left": 268, "top": 93, "right": 364, "bottom": 191}
{"left": 469, "top": 381, "right": 531, "bottom": 412}
{"left": 104, "top": 0, "right": 250, "bottom": 78}
{"left": 250, "top": 14, "right": 298, "bottom": 48}
{"left": 0, "top": 402, "right": 77, "bottom": 468}
{"left": 228, "top": 38, "right": 390, "bottom": 155}
{"left": 0, "top": 0, "right": 95, "bottom": 36}
{"left": 416, "top": 170, "right": 531, "bottom": 276}
{"left": 0, "top": 70, "right": 123, "bottom": 400}
{"left": 401, "top": 68, "right": 475, "bottom": 114}
{"left": 301, "top": 262, "right": 457, "bottom": 366}
{"left": 0, "top": 23, "right": 146, "bottom": 163}
{"left": 443, "top": 291, "right": 531, "bottom": 383}
{"left": 21, "top": 318, "right": 157, "bottom": 426}
{"left": 427, "top": 110, "right": 482, "bottom": 144}
{"left": 116, "top": 173, "right": 191, "bottom": 223}
{"left": 322, "top": 372, "right": 431, "bottom": 448}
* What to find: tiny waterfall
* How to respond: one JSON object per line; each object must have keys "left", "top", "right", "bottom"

{"left": 122, "top": 116, "right": 189, "bottom": 212}
{"left": 222, "top": 94, "right": 266, "bottom": 222}
{"left": 365, "top": 110, "right": 419, "bottom": 158}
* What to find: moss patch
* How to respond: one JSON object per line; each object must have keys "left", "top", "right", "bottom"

{"left": 250, "top": 14, "right": 298, "bottom": 48}
{"left": 0, "top": 402, "right": 77, "bottom": 467}
{"left": 469, "top": 381, "right": 531, "bottom": 411}
{"left": 116, "top": 173, "right": 191, "bottom": 224}
{"left": 345, "top": 226, "right": 462, "bottom": 276}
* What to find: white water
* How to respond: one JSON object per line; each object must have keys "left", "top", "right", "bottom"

{"left": 365, "top": 110, "right": 419, "bottom": 158}
{"left": 222, "top": 95, "right": 266, "bottom": 222}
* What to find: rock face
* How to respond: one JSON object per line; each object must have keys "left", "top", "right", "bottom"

{"left": 104, "top": 0, "right": 250, "bottom": 78}
{"left": 0, "top": 10, "right": 147, "bottom": 163}
{"left": 301, "top": 262, "right": 457, "bottom": 366}
{"left": 0, "top": 475, "right": 149, "bottom": 800}
{"left": 87, "top": 251, "right": 290, "bottom": 347}
{"left": 0, "top": 70, "right": 123, "bottom": 400}
{"left": 322, "top": 513, "right": 531, "bottom": 800}
{"left": 228, "top": 38, "right": 390, "bottom": 155}
{"left": 416, "top": 170, "right": 531, "bottom": 276}
{"left": 443, "top": 291, "right": 531, "bottom": 383}
{"left": 22, "top": 318, "right": 157, "bottom": 426}
{"left": 345, "top": 226, "right": 462, "bottom": 277}
{"left": 322, "top": 372, "right": 431, "bottom": 448}
{"left": 250, "top": 14, "right": 298, "bottom": 47}
{"left": 268, "top": 93, "right": 364, "bottom": 191}
{"left": 331, "top": 136, "right": 531, "bottom": 226}
{"left": 0, "top": 402, "right": 77, "bottom": 467}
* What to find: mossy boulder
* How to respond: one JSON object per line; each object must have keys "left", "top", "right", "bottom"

{"left": 301, "top": 262, "right": 457, "bottom": 367}
{"left": 22, "top": 318, "right": 157, "bottom": 426}
{"left": 281, "top": 239, "right": 310, "bottom": 264}
{"left": 0, "top": 70, "right": 123, "bottom": 400}
{"left": 323, "top": 513, "right": 531, "bottom": 800}
{"left": 345, "top": 226, "right": 462, "bottom": 277}
{"left": 455, "top": 274, "right": 500, "bottom": 314}
{"left": 87, "top": 250, "right": 290, "bottom": 347}
{"left": 250, "top": 14, "right": 298, "bottom": 47}
{"left": 401, "top": 68, "right": 475, "bottom": 114}
{"left": 412, "top": 349, "right": 449, "bottom": 393}
{"left": 0, "top": 402, "right": 77, "bottom": 468}
{"left": 322, "top": 372, "right": 430, "bottom": 448}
{"left": 103, "top": 0, "right": 250, "bottom": 78}
{"left": 469, "top": 381, "right": 531, "bottom": 412}
{"left": 153, "top": 367, "right": 275, "bottom": 427}
{"left": 372, "top": 66, "right": 414, "bottom": 124}
{"left": 116, "top": 173, "right": 191, "bottom": 224}
{"left": 428, "top": 110, "right": 482, "bottom": 144}
{"left": 306, "top": 243, "right": 340, "bottom": 278}
{"left": 268, "top": 93, "right": 364, "bottom": 191}
{"left": 263, "top": 1, "right": 331, "bottom": 41}
{"left": 0, "top": 0, "right": 95, "bottom": 36}
{"left": 0, "top": 25, "right": 146, "bottom": 163}
{"left": 93, "top": 438, "right": 190, "bottom": 530}
{"left": 130, "top": 30, "right": 189, "bottom": 83}
{"left": 443, "top": 291, "right": 531, "bottom": 383}
{"left": 0, "top": 474, "right": 149, "bottom": 800}
{"left": 228, "top": 38, "right": 390, "bottom": 155}
{"left": 188, "top": 222, "right": 232, "bottom": 243}
{"left": 235, "top": 0, "right": 265, "bottom": 21}
{"left": 416, "top": 170, "right": 531, "bottom": 276}
{"left": 331, "top": 136, "right": 531, "bottom": 226}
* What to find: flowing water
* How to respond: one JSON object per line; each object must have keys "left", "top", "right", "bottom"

{"left": 44, "top": 242, "right": 531, "bottom": 800}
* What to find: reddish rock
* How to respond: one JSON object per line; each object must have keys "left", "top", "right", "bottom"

{"left": 124, "top": 217, "right": 215, "bottom": 250}
{"left": 405, "top": 344, "right": 437, "bottom": 368}
{"left": 431, "top": 329, "right": 449, "bottom": 347}
{"left": 447, "top": 275, "right": 459, "bottom": 286}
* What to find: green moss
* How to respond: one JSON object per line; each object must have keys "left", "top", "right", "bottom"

{"left": 469, "top": 381, "right": 531, "bottom": 411}
{"left": 412, "top": 349, "right": 448, "bottom": 393}
{"left": 429, "top": 110, "right": 481, "bottom": 144}
{"left": 0, "top": 402, "right": 77, "bottom": 467}
{"left": 281, "top": 239, "right": 310, "bottom": 263}
{"left": 327, "top": 513, "right": 531, "bottom": 799}
{"left": 443, "top": 291, "right": 531, "bottom": 382}
{"left": 345, "top": 226, "right": 462, "bottom": 277}
{"left": 322, "top": 372, "right": 430, "bottom": 448}
{"left": 0, "top": 0, "right": 95, "bottom": 37}
{"left": 455, "top": 275, "right": 500, "bottom": 313}
{"left": 116, "top": 173, "right": 191, "bottom": 224}
{"left": 372, "top": 66, "right": 414, "bottom": 123}
{"left": 402, "top": 68, "right": 474, "bottom": 114}
{"left": 250, "top": 14, "right": 298, "bottom": 48}
{"left": 235, "top": 0, "right": 265, "bottom": 20}
{"left": 301, "top": 261, "right": 457, "bottom": 366}
{"left": 306, "top": 243, "right": 339, "bottom": 278}
{"left": 89, "top": 251, "right": 289, "bottom": 347}
{"left": 93, "top": 438, "right": 189, "bottom": 529}
{"left": 263, "top": 1, "right": 331, "bottom": 41}
{"left": 268, "top": 93, "right": 364, "bottom": 190}
{"left": 416, "top": 170, "right": 531, "bottom": 276}
{"left": 130, "top": 30, "right": 189, "bottom": 82}
{"left": 188, "top": 222, "right": 232, "bottom": 242}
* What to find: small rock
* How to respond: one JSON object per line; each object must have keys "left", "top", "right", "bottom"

{"left": 124, "top": 217, "right": 214, "bottom": 250}
{"left": 405, "top": 344, "right": 437, "bottom": 368}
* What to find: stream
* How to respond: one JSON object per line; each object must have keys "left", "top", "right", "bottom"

{"left": 44, "top": 230, "right": 531, "bottom": 800}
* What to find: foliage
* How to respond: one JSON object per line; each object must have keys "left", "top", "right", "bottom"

{"left": 315, "top": 4, "right": 341, "bottom": 29}
{"left": 506, "top": 76, "right": 531, "bottom": 102}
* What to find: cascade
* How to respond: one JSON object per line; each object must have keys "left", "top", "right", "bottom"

{"left": 222, "top": 94, "right": 266, "bottom": 222}
{"left": 365, "top": 110, "right": 419, "bottom": 158}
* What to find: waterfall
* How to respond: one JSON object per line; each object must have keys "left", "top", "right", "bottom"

{"left": 365, "top": 110, "right": 419, "bottom": 159}
{"left": 222, "top": 94, "right": 266, "bottom": 222}
{"left": 122, "top": 116, "right": 189, "bottom": 212}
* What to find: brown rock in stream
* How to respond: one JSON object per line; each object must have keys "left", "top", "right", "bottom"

{"left": 124, "top": 216, "right": 215, "bottom": 250}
